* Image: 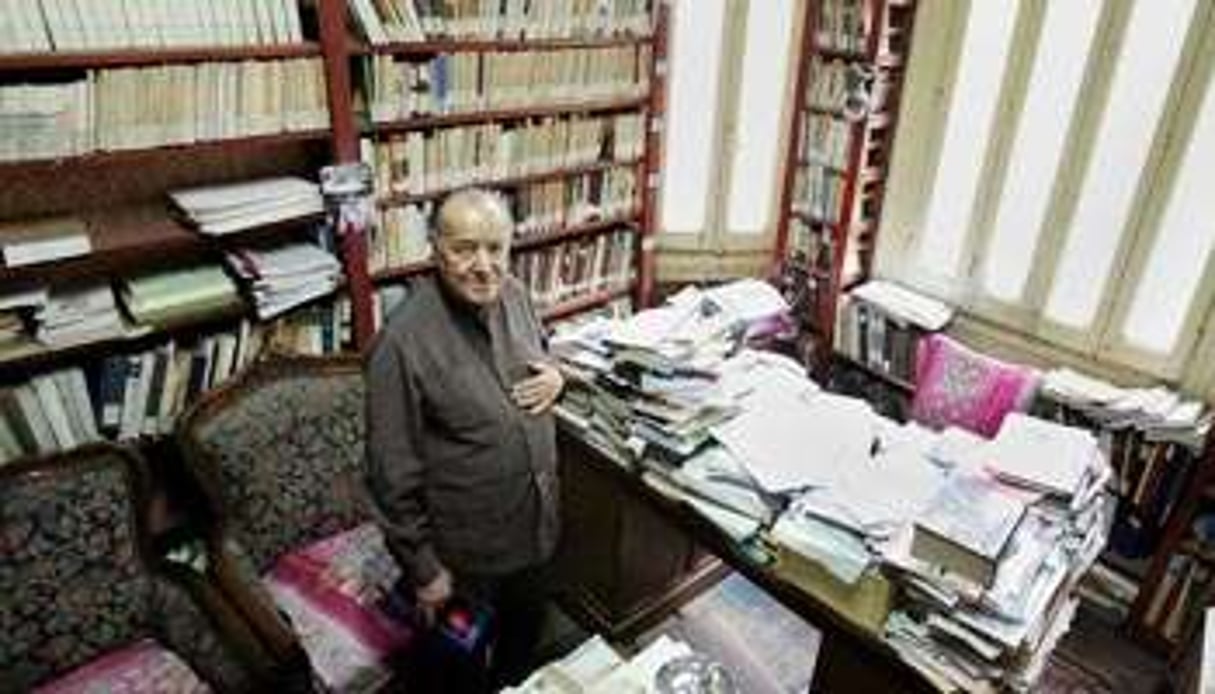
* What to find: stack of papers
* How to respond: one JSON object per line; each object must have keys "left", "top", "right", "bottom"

{"left": 226, "top": 242, "right": 342, "bottom": 319}
{"left": 1042, "top": 367, "right": 1209, "bottom": 448}
{"left": 505, "top": 634, "right": 704, "bottom": 694}
{"left": 850, "top": 279, "right": 954, "bottom": 330}
{"left": 38, "top": 282, "right": 133, "bottom": 345}
{"left": 170, "top": 177, "right": 324, "bottom": 236}
{"left": 119, "top": 265, "right": 242, "bottom": 327}
{"left": 986, "top": 413, "right": 1098, "bottom": 498}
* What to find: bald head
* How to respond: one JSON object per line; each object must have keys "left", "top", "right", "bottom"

{"left": 433, "top": 188, "right": 514, "bottom": 307}
{"left": 435, "top": 188, "right": 514, "bottom": 242}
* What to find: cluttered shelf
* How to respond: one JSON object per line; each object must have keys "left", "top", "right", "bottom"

{"left": 0, "top": 207, "right": 326, "bottom": 286}
{"left": 368, "top": 96, "right": 649, "bottom": 135}
{"left": 541, "top": 283, "right": 634, "bottom": 323}
{"left": 358, "top": 33, "right": 651, "bottom": 56}
{"left": 0, "top": 42, "right": 322, "bottom": 71}
{"left": 0, "top": 129, "right": 331, "bottom": 173}
{"left": 377, "top": 159, "right": 642, "bottom": 208}
{"left": 368, "top": 216, "right": 638, "bottom": 283}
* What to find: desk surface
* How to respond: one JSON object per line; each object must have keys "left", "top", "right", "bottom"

{"left": 557, "top": 425, "right": 941, "bottom": 694}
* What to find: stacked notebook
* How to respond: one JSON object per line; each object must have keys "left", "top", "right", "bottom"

{"left": 0, "top": 215, "right": 91, "bottom": 267}
{"left": 226, "top": 242, "right": 342, "bottom": 320}
{"left": 170, "top": 177, "right": 324, "bottom": 236}
{"left": 38, "top": 283, "right": 131, "bottom": 346}
{"left": 119, "top": 265, "right": 242, "bottom": 327}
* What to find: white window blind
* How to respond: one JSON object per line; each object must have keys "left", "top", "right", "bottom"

{"left": 914, "top": 0, "right": 1019, "bottom": 275}
{"left": 725, "top": 0, "right": 797, "bottom": 235}
{"left": 981, "top": 0, "right": 1102, "bottom": 302}
{"left": 660, "top": 0, "right": 727, "bottom": 234}
{"left": 1044, "top": 0, "right": 1198, "bottom": 329}
{"left": 883, "top": 0, "right": 1215, "bottom": 379}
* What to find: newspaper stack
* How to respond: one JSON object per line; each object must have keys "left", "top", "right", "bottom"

{"left": 226, "top": 242, "right": 342, "bottom": 320}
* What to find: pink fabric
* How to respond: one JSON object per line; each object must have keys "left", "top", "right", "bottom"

{"left": 35, "top": 639, "right": 209, "bottom": 694}
{"left": 911, "top": 334, "right": 1038, "bottom": 438}
{"left": 264, "top": 524, "right": 413, "bottom": 691}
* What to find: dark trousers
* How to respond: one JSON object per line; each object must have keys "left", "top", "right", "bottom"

{"left": 461, "top": 562, "right": 550, "bottom": 690}
{"left": 407, "top": 562, "right": 550, "bottom": 693}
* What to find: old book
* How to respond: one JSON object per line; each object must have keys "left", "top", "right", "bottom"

{"left": 0, "top": 216, "right": 90, "bottom": 267}
{"left": 911, "top": 473, "right": 1028, "bottom": 588}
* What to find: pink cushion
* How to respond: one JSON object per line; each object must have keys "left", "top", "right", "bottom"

{"left": 911, "top": 334, "right": 1038, "bottom": 438}
{"left": 264, "top": 523, "right": 413, "bottom": 692}
{"left": 35, "top": 639, "right": 209, "bottom": 694}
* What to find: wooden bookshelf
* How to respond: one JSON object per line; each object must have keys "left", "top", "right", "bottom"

{"left": 0, "top": 43, "right": 323, "bottom": 71}
{"left": 541, "top": 283, "right": 634, "bottom": 323}
{"left": 515, "top": 216, "right": 638, "bottom": 252}
{"left": 369, "top": 216, "right": 638, "bottom": 283}
{"left": 359, "top": 34, "right": 652, "bottom": 56}
{"left": 369, "top": 96, "right": 649, "bottom": 134}
{"left": 774, "top": 0, "right": 920, "bottom": 373}
{"left": 0, "top": 129, "right": 332, "bottom": 172}
{"left": 0, "top": 207, "right": 326, "bottom": 286}
{"left": 378, "top": 158, "right": 643, "bottom": 207}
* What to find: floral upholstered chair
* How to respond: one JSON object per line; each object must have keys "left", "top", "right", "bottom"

{"left": 177, "top": 356, "right": 415, "bottom": 693}
{"left": 0, "top": 443, "right": 266, "bottom": 692}
{"left": 911, "top": 333, "right": 1040, "bottom": 438}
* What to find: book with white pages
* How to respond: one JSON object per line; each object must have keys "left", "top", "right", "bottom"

{"left": 0, "top": 216, "right": 91, "bottom": 267}
{"left": 986, "top": 413, "right": 1097, "bottom": 497}
{"left": 170, "top": 176, "right": 320, "bottom": 214}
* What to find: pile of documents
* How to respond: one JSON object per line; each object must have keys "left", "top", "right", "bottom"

{"left": 1042, "top": 367, "right": 1209, "bottom": 447}
{"left": 879, "top": 416, "right": 1112, "bottom": 693}
{"left": 38, "top": 283, "right": 133, "bottom": 345}
{"left": 119, "top": 265, "right": 242, "bottom": 328}
{"left": 226, "top": 242, "right": 342, "bottom": 319}
{"left": 553, "top": 279, "right": 793, "bottom": 463}
{"left": 170, "top": 177, "right": 324, "bottom": 236}
{"left": 849, "top": 279, "right": 955, "bottom": 331}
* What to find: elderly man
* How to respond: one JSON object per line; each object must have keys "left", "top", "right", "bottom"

{"left": 365, "top": 188, "right": 564, "bottom": 689}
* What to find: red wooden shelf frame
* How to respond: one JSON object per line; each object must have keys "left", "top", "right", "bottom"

{"left": 377, "top": 158, "right": 643, "bottom": 207}
{"left": 0, "top": 129, "right": 331, "bottom": 173}
{"left": 369, "top": 95, "right": 649, "bottom": 135}
{"left": 368, "top": 216, "right": 639, "bottom": 284}
{"left": 357, "top": 33, "right": 652, "bottom": 56}
{"left": 0, "top": 43, "right": 323, "bottom": 71}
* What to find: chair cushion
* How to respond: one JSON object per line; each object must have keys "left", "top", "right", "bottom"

{"left": 911, "top": 334, "right": 1039, "bottom": 438}
{"left": 264, "top": 523, "right": 414, "bottom": 692}
{"left": 33, "top": 638, "right": 210, "bottom": 693}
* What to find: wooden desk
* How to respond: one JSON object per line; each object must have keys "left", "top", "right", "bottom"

{"left": 552, "top": 427, "right": 939, "bottom": 693}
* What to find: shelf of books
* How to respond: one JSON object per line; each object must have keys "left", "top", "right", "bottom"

{"left": 774, "top": 0, "right": 918, "bottom": 374}
{"left": 0, "top": 0, "right": 664, "bottom": 466}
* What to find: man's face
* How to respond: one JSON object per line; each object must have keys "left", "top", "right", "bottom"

{"left": 434, "top": 208, "right": 511, "bottom": 307}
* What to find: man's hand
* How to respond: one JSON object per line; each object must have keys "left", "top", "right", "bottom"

{"left": 415, "top": 567, "right": 452, "bottom": 626}
{"left": 511, "top": 361, "right": 565, "bottom": 415}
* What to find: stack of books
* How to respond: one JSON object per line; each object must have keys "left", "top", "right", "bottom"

{"left": 170, "top": 177, "right": 324, "bottom": 236}
{"left": 0, "top": 367, "right": 101, "bottom": 462}
{"left": 38, "top": 283, "right": 132, "bottom": 346}
{"left": 119, "top": 265, "right": 242, "bottom": 328}
{"left": 552, "top": 279, "right": 793, "bottom": 462}
{"left": 0, "top": 216, "right": 91, "bottom": 268}
{"left": 882, "top": 416, "right": 1112, "bottom": 692}
{"left": 226, "top": 242, "right": 342, "bottom": 320}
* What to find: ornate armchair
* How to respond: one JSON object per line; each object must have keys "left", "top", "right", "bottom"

{"left": 911, "top": 333, "right": 1040, "bottom": 438}
{"left": 177, "top": 355, "right": 415, "bottom": 692}
{"left": 0, "top": 443, "right": 269, "bottom": 692}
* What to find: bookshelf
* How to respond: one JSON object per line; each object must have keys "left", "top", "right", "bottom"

{"left": 0, "top": 0, "right": 664, "bottom": 465}
{"left": 773, "top": 0, "right": 918, "bottom": 373}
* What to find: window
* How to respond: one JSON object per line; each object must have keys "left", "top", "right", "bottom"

{"left": 880, "top": 0, "right": 1215, "bottom": 380}
{"left": 659, "top": 0, "right": 799, "bottom": 241}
